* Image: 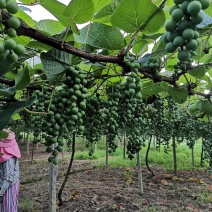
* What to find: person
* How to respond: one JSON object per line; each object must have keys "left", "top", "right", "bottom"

{"left": 0, "top": 129, "right": 21, "bottom": 212}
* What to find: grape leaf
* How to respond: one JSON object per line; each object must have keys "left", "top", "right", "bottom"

{"left": 74, "top": 22, "right": 124, "bottom": 50}
{"left": 111, "top": 0, "right": 165, "bottom": 33}
{"left": 64, "top": 0, "right": 94, "bottom": 24}
{"left": 168, "top": 87, "right": 188, "bottom": 104}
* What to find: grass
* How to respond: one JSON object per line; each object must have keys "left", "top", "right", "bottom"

{"left": 68, "top": 138, "right": 208, "bottom": 171}
{"left": 18, "top": 197, "right": 35, "bottom": 212}
{"left": 197, "top": 189, "right": 212, "bottom": 204}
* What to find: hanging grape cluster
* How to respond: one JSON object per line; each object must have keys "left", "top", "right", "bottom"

{"left": 149, "top": 96, "right": 171, "bottom": 153}
{"left": 141, "top": 57, "right": 161, "bottom": 71}
{"left": 163, "top": 0, "right": 210, "bottom": 74}
{"left": 83, "top": 96, "right": 105, "bottom": 155}
{"left": 0, "top": 0, "right": 26, "bottom": 63}
{"left": 28, "top": 66, "right": 88, "bottom": 164}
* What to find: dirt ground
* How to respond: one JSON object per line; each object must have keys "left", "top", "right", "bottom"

{"left": 18, "top": 144, "right": 212, "bottom": 212}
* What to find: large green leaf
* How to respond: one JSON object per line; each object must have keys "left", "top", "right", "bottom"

{"left": 196, "top": 99, "right": 212, "bottom": 116}
{"left": 39, "top": 0, "right": 71, "bottom": 27}
{"left": 27, "top": 41, "right": 52, "bottom": 51}
{"left": 132, "top": 38, "right": 149, "bottom": 55}
{"left": 0, "top": 96, "right": 36, "bottom": 131}
{"left": 94, "top": 3, "right": 113, "bottom": 19}
{"left": 110, "top": 0, "right": 165, "bottom": 33}
{"left": 93, "top": 0, "right": 113, "bottom": 13}
{"left": 15, "top": 66, "right": 30, "bottom": 90}
{"left": 15, "top": 6, "right": 36, "bottom": 27}
{"left": 40, "top": 48, "right": 80, "bottom": 80}
{"left": 18, "top": 0, "right": 36, "bottom": 3}
{"left": 141, "top": 81, "right": 166, "bottom": 98}
{"left": 74, "top": 22, "right": 124, "bottom": 50}
{"left": 188, "top": 67, "right": 207, "bottom": 79}
{"left": 14, "top": 36, "right": 31, "bottom": 46}
{"left": 208, "top": 69, "right": 212, "bottom": 77}
{"left": 64, "top": 0, "right": 94, "bottom": 24}
{"left": 35, "top": 20, "right": 65, "bottom": 35}
{"left": 168, "top": 87, "right": 188, "bottom": 104}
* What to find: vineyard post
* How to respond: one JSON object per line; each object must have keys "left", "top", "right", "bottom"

{"left": 26, "top": 132, "right": 30, "bottom": 157}
{"left": 49, "top": 143, "right": 58, "bottom": 212}
{"left": 191, "top": 146, "right": 195, "bottom": 166}
{"left": 123, "top": 132, "right": 126, "bottom": 159}
{"left": 136, "top": 151, "right": 143, "bottom": 194}
{"left": 106, "top": 135, "right": 109, "bottom": 167}
{"left": 172, "top": 136, "right": 177, "bottom": 176}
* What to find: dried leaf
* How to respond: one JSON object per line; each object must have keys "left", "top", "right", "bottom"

{"left": 199, "top": 180, "right": 205, "bottom": 184}
{"left": 188, "top": 177, "right": 196, "bottom": 182}
{"left": 180, "top": 187, "right": 189, "bottom": 191}
{"left": 163, "top": 173, "right": 172, "bottom": 179}
{"left": 86, "top": 170, "right": 92, "bottom": 175}
{"left": 152, "top": 175, "right": 161, "bottom": 184}
{"left": 172, "top": 176, "right": 179, "bottom": 181}
{"left": 70, "top": 190, "right": 80, "bottom": 200}
{"left": 139, "top": 198, "right": 149, "bottom": 205}
{"left": 161, "top": 180, "right": 169, "bottom": 186}
{"left": 209, "top": 185, "right": 212, "bottom": 190}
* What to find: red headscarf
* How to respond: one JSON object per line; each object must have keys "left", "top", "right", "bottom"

{"left": 0, "top": 129, "right": 21, "bottom": 162}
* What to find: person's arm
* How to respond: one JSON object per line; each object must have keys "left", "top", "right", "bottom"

{"left": 0, "top": 158, "right": 16, "bottom": 197}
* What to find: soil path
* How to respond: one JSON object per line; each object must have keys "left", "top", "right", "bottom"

{"left": 18, "top": 144, "right": 212, "bottom": 212}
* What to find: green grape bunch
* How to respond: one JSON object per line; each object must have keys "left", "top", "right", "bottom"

{"left": 163, "top": 0, "right": 210, "bottom": 69}
{"left": 0, "top": 0, "right": 26, "bottom": 63}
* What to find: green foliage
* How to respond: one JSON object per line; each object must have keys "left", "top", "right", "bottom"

{"left": 0, "top": 0, "right": 211, "bottom": 167}
{"left": 64, "top": 0, "right": 94, "bottom": 24}
{"left": 74, "top": 22, "right": 124, "bottom": 50}
{"left": 111, "top": 0, "right": 165, "bottom": 33}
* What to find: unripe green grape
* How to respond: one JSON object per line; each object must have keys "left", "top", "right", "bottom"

{"left": 182, "top": 28, "right": 194, "bottom": 40}
{"left": 187, "top": 1, "right": 202, "bottom": 15}
{"left": 7, "top": 16, "right": 20, "bottom": 29}
{"left": 0, "top": 0, "right": 6, "bottom": 9}
{"left": 193, "top": 31, "right": 199, "bottom": 39}
{"left": 186, "top": 39, "right": 198, "bottom": 50}
{"left": 167, "top": 31, "right": 179, "bottom": 42}
{"left": 165, "top": 20, "right": 176, "bottom": 32}
{"left": 46, "top": 146, "right": 53, "bottom": 153}
{"left": 13, "top": 44, "right": 26, "bottom": 55}
{"left": 6, "top": 1, "right": 19, "bottom": 14}
{"left": 7, "top": 28, "right": 17, "bottom": 37}
{"left": 162, "top": 32, "right": 169, "bottom": 43}
{"left": 169, "top": 5, "right": 179, "bottom": 15}
{"left": 177, "top": 20, "right": 189, "bottom": 32}
{"left": 191, "top": 13, "right": 203, "bottom": 24}
{"left": 171, "top": 8, "right": 184, "bottom": 22}
{"left": 53, "top": 159, "right": 58, "bottom": 165}
{"left": 5, "top": 38, "right": 16, "bottom": 50}
{"left": 56, "top": 145, "right": 63, "bottom": 152}
{"left": 0, "top": 53, "right": 6, "bottom": 62}
{"left": 180, "top": 1, "right": 190, "bottom": 12}
{"left": 6, "top": 52, "right": 18, "bottom": 63}
{"left": 188, "top": 22, "right": 197, "bottom": 30}
{"left": 198, "top": 0, "right": 210, "bottom": 10}
{"left": 173, "top": 36, "right": 184, "bottom": 47}
{"left": 178, "top": 50, "right": 191, "bottom": 61}
{"left": 0, "top": 43, "right": 6, "bottom": 54}
{"left": 129, "top": 88, "right": 135, "bottom": 95}
{"left": 48, "top": 157, "right": 53, "bottom": 162}
{"left": 165, "top": 42, "right": 177, "bottom": 53}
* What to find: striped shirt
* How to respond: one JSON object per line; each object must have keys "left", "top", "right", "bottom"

{"left": 0, "top": 157, "right": 19, "bottom": 188}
